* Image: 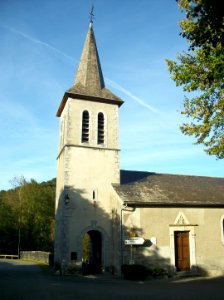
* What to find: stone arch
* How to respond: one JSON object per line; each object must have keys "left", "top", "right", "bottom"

{"left": 77, "top": 223, "right": 110, "bottom": 271}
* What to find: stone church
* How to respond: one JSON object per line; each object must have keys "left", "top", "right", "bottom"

{"left": 54, "top": 21, "right": 224, "bottom": 277}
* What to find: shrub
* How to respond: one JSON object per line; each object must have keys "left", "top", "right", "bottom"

{"left": 121, "top": 264, "right": 148, "bottom": 281}
{"left": 151, "top": 267, "right": 168, "bottom": 278}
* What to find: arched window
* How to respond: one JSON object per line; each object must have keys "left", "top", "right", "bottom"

{"left": 97, "top": 112, "right": 104, "bottom": 144}
{"left": 82, "top": 110, "right": 89, "bottom": 143}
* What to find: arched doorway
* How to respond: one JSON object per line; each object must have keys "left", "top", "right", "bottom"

{"left": 82, "top": 230, "right": 102, "bottom": 274}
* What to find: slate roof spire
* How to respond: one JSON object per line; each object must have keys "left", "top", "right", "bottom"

{"left": 56, "top": 21, "right": 123, "bottom": 116}
{"left": 74, "top": 22, "right": 105, "bottom": 92}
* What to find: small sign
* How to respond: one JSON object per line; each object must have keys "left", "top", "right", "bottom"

{"left": 124, "top": 237, "right": 145, "bottom": 245}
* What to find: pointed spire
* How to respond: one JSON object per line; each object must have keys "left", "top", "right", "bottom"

{"left": 74, "top": 22, "right": 105, "bottom": 92}
{"left": 56, "top": 22, "right": 123, "bottom": 117}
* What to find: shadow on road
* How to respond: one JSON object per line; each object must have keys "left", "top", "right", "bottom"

{"left": 1, "top": 259, "right": 224, "bottom": 300}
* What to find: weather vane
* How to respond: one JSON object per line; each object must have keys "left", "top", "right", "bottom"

{"left": 89, "top": 5, "right": 94, "bottom": 24}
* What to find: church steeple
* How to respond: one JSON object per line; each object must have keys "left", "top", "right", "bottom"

{"left": 56, "top": 22, "right": 123, "bottom": 117}
{"left": 74, "top": 22, "right": 105, "bottom": 91}
{"left": 55, "top": 18, "right": 123, "bottom": 272}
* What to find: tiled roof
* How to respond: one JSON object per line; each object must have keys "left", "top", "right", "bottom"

{"left": 113, "top": 170, "right": 224, "bottom": 207}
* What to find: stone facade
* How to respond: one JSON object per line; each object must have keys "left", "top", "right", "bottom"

{"left": 122, "top": 207, "right": 224, "bottom": 276}
{"left": 54, "top": 95, "right": 122, "bottom": 271}
{"left": 54, "top": 22, "right": 224, "bottom": 276}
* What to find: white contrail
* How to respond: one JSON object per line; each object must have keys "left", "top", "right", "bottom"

{"left": 106, "top": 78, "right": 160, "bottom": 113}
{"left": 2, "top": 23, "right": 159, "bottom": 113}
{"left": 1, "top": 23, "right": 77, "bottom": 63}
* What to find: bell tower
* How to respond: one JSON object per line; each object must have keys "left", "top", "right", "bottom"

{"left": 54, "top": 22, "right": 123, "bottom": 272}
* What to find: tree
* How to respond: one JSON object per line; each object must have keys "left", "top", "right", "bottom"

{"left": 9, "top": 176, "right": 27, "bottom": 256}
{"left": 0, "top": 177, "right": 56, "bottom": 254}
{"left": 23, "top": 179, "right": 55, "bottom": 251}
{"left": 166, "top": 0, "right": 224, "bottom": 159}
{"left": 0, "top": 190, "right": 18, "bottom": 253}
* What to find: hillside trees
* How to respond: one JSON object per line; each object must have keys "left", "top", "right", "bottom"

{"left": 0, "top": 177, "right": 55, "bottom": 254}
{"left": 0, "top": 190, "right": 18, "bottom": 254}
{"left": 166, "top": 0, "right": 224, "bottom": 159}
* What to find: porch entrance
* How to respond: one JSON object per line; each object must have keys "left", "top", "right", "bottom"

{"left": 175, "top": 231, "right": 190, "bottom": 271}
{"left": 82, "top": 230, "right": 102, "bottom": 274}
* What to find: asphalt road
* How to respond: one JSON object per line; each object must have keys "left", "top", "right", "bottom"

{"left": 0, "top": 259, "right": 224, "bottom": 300}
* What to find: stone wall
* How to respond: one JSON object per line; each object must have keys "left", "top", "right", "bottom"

{"left": 20, "top": 251, "right": 53, "bottom": 265}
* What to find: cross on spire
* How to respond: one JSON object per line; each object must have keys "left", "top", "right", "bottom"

{"left": 89, "top": 5, "right": 94, "bottom": 24}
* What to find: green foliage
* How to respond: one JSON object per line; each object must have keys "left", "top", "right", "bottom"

{"left": 0, "top": 177, "right": 56, "bottom": 254}
{"left": 166, "top": 0, "right": 224, "bottom": 158}
{"left": 151, "top": 267, "right": 168, "bottom": 278}
{"left": 178, "top": 0, "right": 224, "bottom": 50}
{"left": 0, "top": 191, "right": 18, "bottom": 253}
{"left": 82, "top": 233, "right": 90, "bottom": 262}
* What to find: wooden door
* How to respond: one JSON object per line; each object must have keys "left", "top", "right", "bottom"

{"left": 175, "top": 231, "right": 190, "bottom": 271}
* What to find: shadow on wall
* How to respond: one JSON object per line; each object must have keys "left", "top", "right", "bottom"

{"left": 54, "top": 185, "right": 122, "bottom": 275}
{"left": 121, "top": 224, "right": 171, "bottom": 276}
{"left": 54, "top": 185, "right": 208, "bottom": 278}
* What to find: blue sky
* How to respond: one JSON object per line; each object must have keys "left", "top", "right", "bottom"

{"left": 0, "top": 0, "right": 223, "bottom": 190}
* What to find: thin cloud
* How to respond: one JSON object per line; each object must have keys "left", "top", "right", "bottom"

{"left": 1, "top": 23, "right": 160, "bottom": 113}
{"left": 1, "top": 23, "right": 77, "bottom": 63}
{"left": 105, "top": 78, "right": 160, "bottom": 113}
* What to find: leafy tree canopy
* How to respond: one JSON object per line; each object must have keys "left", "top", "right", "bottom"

{"left": 0, "top": 177, "right": 56, "bottom": 254}
{"left": 166, "top": 0, "right": 224, "bottom": 159}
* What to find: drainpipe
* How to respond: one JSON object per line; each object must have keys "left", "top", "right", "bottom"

{"left": 120, "top": 204, "right": 135, "bottom": 268}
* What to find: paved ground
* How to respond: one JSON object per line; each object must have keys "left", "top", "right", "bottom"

{"left": 0, "top": 259, "right": 224, "bottom": 300}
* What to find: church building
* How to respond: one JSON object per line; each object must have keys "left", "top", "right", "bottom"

{"left": 54, "top": 21, "right": 224, "bottom": 277}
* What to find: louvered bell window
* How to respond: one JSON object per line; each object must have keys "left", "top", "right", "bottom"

{"left": 82, "top": 110, "right": 89, "bottom": 143}
{"left": 97, "top": 113, "right": 104, "bottom": 144}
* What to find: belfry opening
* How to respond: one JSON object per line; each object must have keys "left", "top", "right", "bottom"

{"left": 82, "top": 230, "right": 102, "bottom": 274}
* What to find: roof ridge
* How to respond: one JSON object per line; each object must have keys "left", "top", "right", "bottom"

{"left": 120, "top": 169, "right": 224, "bottom": 180}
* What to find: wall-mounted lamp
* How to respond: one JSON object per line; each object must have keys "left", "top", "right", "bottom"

{"left": 64, "top": 193, "right": 70, "bottom": 205}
